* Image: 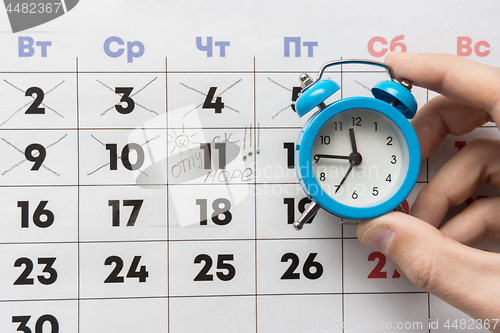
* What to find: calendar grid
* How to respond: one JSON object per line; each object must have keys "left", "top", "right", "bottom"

{"left": 1, "top": 56, "right": 498, "bottom": 333}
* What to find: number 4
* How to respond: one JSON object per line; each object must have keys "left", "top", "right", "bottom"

{"left": 203, "top": 87, "right": 224, "bottom": 113}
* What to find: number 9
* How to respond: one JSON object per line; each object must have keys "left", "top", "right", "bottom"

{"left": 25, "top": 143, "right": 46, "bottom": 171}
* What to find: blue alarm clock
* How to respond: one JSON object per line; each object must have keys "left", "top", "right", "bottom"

{"left": 292, "top": 60, "right": 420, "bottom": 230}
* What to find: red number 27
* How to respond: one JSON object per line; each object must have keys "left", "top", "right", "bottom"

{"left": 368, "top": 251, "right": 400, "bottom": 279}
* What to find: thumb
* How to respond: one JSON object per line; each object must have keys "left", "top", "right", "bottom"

{"left": 357, "top": 211, "right": 500, "bottom": 323}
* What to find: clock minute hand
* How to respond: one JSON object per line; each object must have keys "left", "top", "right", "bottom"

{"left": 314, "top": 154, "right": 350, "bottom": 163}
{"left": 335, "top": 161, "right": 354, "bottom": 194}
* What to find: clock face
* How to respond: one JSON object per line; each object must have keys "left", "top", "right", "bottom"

{"left": 311, "top": 108, "right": 409, "bottom": 208}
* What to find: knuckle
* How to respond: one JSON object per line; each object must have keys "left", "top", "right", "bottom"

{"left": 466, "top": 197, "right": 500, "bottom": 238}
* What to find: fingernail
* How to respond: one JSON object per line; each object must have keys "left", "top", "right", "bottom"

{"left": 361, "top": 224, "right": 394, "bottom": 253}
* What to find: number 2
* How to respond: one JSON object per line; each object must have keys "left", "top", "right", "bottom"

{"left": 25, "top": 87, "right": 45, "bottom": 114}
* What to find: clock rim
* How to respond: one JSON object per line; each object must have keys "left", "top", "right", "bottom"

{"left": 295, "top": 96, "right": 420, "bottom": 220}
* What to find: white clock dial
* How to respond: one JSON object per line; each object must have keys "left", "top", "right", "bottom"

{"left": 311, "top": 108, "right": 409, "bottom": 207}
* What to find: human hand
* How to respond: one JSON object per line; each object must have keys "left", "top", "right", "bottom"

{"left": 357, "top": 52, "right": 500, "bottom": 331}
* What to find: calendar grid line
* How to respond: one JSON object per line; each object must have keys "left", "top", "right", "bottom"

{"left": 76, "top": 56, "right": 82, "bottom": 333}
{"left": 166, "top": 56, "right": 171, "bottom": 333}
{"left": 425, "top": 89, "right": 430, "bottom": 185}
{"left": 253, "top": 56, "right": 259, "bottom": 333}
{"left": 428, "top": 293, "right": 431, "bottom": 333}
{"left": 0, "top": 237, "right": 346, "bottom": 245}
{"left": 167, "top": 70, "right": 387, "bottom": 74}
{"left": 426, "top": 89, "right": 431, "bottom": 332}
{"left": 340, "top": 60, "right": 345, "bottom": 333}
{"left": 0, "top": 124, "right": 496, "bottom": 131}
{"left": 0, "top": 180, "right": 441, "bottom": 187}
{"left": 0, "top": 70, "right": 389, "bottom": 74}
{"left": 254, "top": 291, "right": 429, "bottom": 297}
{"left": 341, "top": 224, "right": 345, "bottom": 333}
{"left": 0, "top": 290, "right": 430, "bottom": 304}
{"left": 0, "top": 240, "right": 170, "bottom": 245}
{"left": 168, "top": 291, "right": 430, "bottom": 299}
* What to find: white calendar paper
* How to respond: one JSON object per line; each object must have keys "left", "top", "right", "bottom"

{"left": 0, "top": 1, "right": 499, "bottom": 332}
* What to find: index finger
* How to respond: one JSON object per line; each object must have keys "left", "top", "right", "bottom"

{"left": 385, "top": 52, "right": 500, "bottom": 125}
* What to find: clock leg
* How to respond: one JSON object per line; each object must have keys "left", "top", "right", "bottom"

{"left": 293, "top": 201, "right": 321, "bottom": 231}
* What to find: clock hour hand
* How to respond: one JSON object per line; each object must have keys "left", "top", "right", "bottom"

{"left": 314, "top": 154, "right": 350, "bottom": 163}
{"left": 349, "top": 128, "right": 358, "bottom": 153}
{"left": 335, "top": 128, "right": 363, "bottom": 194}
